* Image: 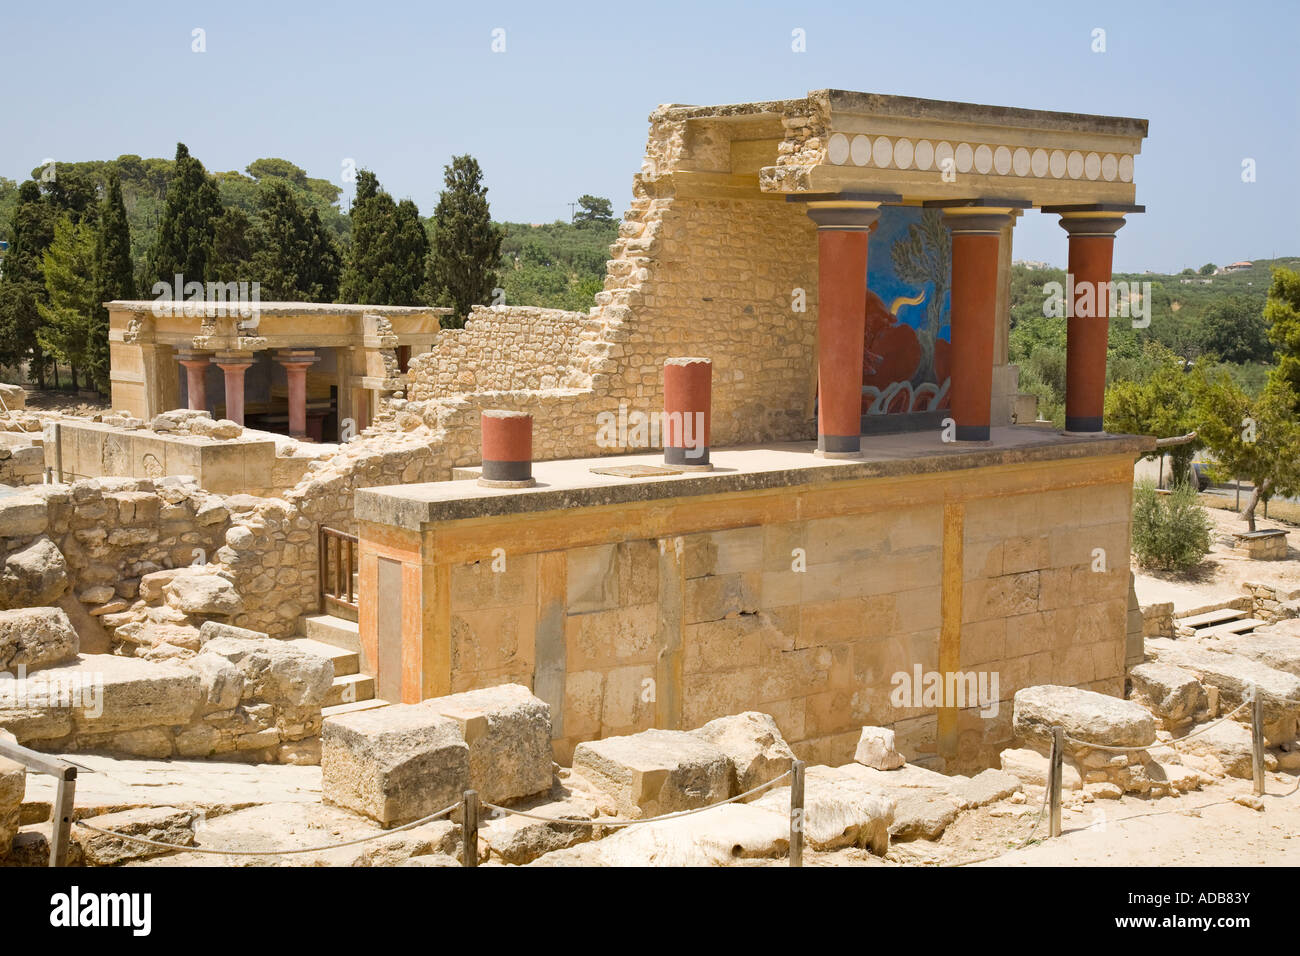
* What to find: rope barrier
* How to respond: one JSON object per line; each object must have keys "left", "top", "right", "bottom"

{"left": 481, "top": 768, "right": 795, "bottom": 829}
{"left": 73, "top": 801, "right": 462, "bottom": 857}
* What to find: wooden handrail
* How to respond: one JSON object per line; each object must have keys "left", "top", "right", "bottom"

{"left": 319, "top": 526, "right": 359, "bottom": 613}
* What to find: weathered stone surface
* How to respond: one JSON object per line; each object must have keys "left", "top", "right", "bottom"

{"left": 572, "top": 729, "right": 732, "bottom": 819}
{"left": 1211, "top": 630, "right": 1300, "bottom": 679}
{"left": 564, "top": 803, "right": 790, "bottom": 866}
{"left": 70, "top": 654, "right": 202, "bottom": 736}
{"left": 999, "top": 747, "right": 1083, "bottom": 790}
{"left": 1172, "top": 721, "right": 1255, "bottom": 779}
{"left": 751, "top": 775, "right": 894, "bottom": 853}
{"left": 0, "top": 751, "right": 23, "bottom": 859}
{"left": 321, "top": 704, "right": 470, "bottom": 827}
{"left": 185, "top": 653, "right": 244, "bottom": 714}
{"left": 199, "top": 636, "right": 331, "bottom": 710}
{"left": 420, "top": 683, "right": 552, "bottom": 805}
{"left": 164, "top": 570, "right": 242, "bottom": 616}
{"left": 75, "top": 806, "right": 195, "bottom": 865}
{"left": 481, "top": 790, "right": 598, "bottom": 864}
{"left": 0, "top": 535, "right": 68, "bottom": 610}
{"left": 690, "top": 711, "right": 794, "bottom": 795}
{"left": 1129, "top": 662, "right": 1206, "bottom": 728}
{"left": 853, "top": 725, "right": 906, "bottom": 770}
{"left": 948, "top": 768, "right": 1022, "bottom": 810}
{"left": 0, "top": 495, "right": 47, "bottom": 537}
{"left": 1014, "top": 685, "right": 1156, "bottom": 754}
{"left": 1148, "top": 637, "right": 1300, "bottom": 729}
{"left": 198, "top": 620, "right": 268, "bottom": 644}
{"left": 0, "top": 606, "right": 79, "bottom": 673}
{"left": 889, "top": 790, "right": 962, "bottom": 841}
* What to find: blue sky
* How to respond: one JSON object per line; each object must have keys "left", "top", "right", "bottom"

{"left": 2, "top": 0, "right": 1296, "bottom": 273}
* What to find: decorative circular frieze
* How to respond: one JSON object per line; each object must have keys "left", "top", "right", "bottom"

{"left": 1102, "top": 153, "right": 1118, "bottom": 181}
{"left": 914, "top": 139, "right": 935, "bottom": 170}
{"left": 1049, "top": 149, "right": 1067, "bottom": 178}
{"left": 850, "top": 134, "right": 872, "bottom": 166}
{"left": 1031, "top": 148, "right": 1049, "bottom": 177}
{"left": 1084, "top": 152, "right": 1101, "bottom": 180}
{"left": 873, "top": 136, "right": 894, "bottom": 168}
{"left": 893, "top": 137, "right": 914, "bottom": 170}
{"left": 1119, "top": 155, "right": 1134, "bottom": 182}
{"left": 994, "top": 146, "right": 1013, "bottom": 175}
{"left": 955, "top": 142, "right": 974, "bottom": 173}
{"left": 827, "top": 133, "right": 851, "bottom": 165}
{"left": 974, "top": 144, "right": 993, "bottom": 174}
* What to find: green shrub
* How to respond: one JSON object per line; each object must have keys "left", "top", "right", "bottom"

{"left": 1131, "top": 478, "right": 1214, "bottom": 572}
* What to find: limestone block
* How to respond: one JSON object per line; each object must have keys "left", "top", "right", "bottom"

{"left": 1211, "top": 629, "right": 1300, "bottom": 679}
{"left": 691, "top": 711, "right": 794, "bottom": 795}
{"left": 1172, "top": 720, "right": 1254, "bottom": 779}
{"left": 0, "top": 606, "right": 79, "bottom": 672}
{"left": 163, "top": 570, "right": 242, "bottom": 616}
{"left": 185, "top": 653, "right": 244, "bottom": 714}
{"left": 1129, "top": 662, "right": 1206, "bottom": 728}
{"left": 0, "top": 752, "right": 23, "bottom": 859}
{"left": 198, "top": 620, "right": 269, "bottom": 644}
{"left": 199, "top": 637, "right": 332, "bottom": 711}
{"left": 571, "top": 729, "right": 732, "bottom": 818}
{"left": 999, "top": 747, "right": 1082, "bottom": 790}
{"left": 948, "top": 768, "right": 1023, "bottom": 810}
{"left": 69, "top": 654, "right": 203, "bottom": 735}
{"left": 556, "top": 802, "right": 790, "bottom": 866}
{"left": 75, "top": 806, "right": 195, "bottom": 864}
{"left": 853, "top": 725, "right": 906, "bottom": 771}
{"left": 480, "top": 790, "right": 598, "bottom": 864}
{"left": 889, "top": 791, "right": 962, "bottom": 841}
{"left": 751, "top": 775, "right": 894, "bottom": 853}
{"left": 420, "top": 684, "right": 552, "bottom": 805}
{"left": 0, "top": 495, "right": 47, "bottom": 537}
{"left": 321, "top": 704, "right": 470, "bottom": 827}
{"left": 0, "top": 535, "right": 68, "bottom": 610}
{"left": 1147, "top": 637, "right": 1300, "bottom": 728}
{"left": 1013, "top": 685, "right": 1155, "bottom": 755}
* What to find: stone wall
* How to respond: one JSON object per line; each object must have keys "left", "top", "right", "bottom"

{"left": 407, "top": 306, "right": 594, "bottom": 398}
{"left": 367, "top": 450, "right": 1138, "bottom": 773}
{"left": 1244, "top": 581, "right": 1300, "bottom": 624}
{"left": 0, "top": 436, "right": 44, "bottom": 486}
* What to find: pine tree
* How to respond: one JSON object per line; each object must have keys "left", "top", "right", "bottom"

{"left": 338, "top": 170, "right": 425, "bottom": 306}
{"left": 150, "top": 143, "right": 221, "bottom": 287}
{"left": 426, "top": 155, "right": 502, "bottom": 327}
{"left": 38, "top": 217, "right": 98, "bottom": 390}
{"left": 90, "top": 175, "right": 134, "bottom": 393}
{"left": 1265, "top": 266, "right": 1300, "bottom": 411}
{"left": 209, "top": 206, "right": 256, "bottom": 282}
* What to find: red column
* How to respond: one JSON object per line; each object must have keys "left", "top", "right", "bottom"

{"left": 805, "top": 201, "right": 882, "bottom": 457}
{"left": 943, "top": 211, "right": 1013, "bottom": 442}
{"left": 275, "top": 349, "right": 320, "bottom": 439}
{"left": 663, "top": 357, "right": 712, "bottom": 470}
{"left": 213, "top": 352, "right": 254, "bottom": 426}
{"left": 1059, "top": 214, "right": 1126, "bottom": 434}
{"left": 177, "top": 351, "right": 210, "bottom": 412}
{"left": 479, "top": 410, "right": 535, "bottom": 488}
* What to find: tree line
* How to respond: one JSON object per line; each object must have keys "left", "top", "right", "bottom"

{"left": 0, "top": 146, "right": 619, "bottom": 392}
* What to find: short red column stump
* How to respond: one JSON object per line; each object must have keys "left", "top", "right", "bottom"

{"left": 479, "top": 410, "right": 535, "bottom": 488}
{"left": 663, "top": 357, "right": 712, "bottom": 471}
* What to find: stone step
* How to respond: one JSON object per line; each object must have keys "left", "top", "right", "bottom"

{"left": 302, "top": 613, "right": 360, "bottom": 653}
{"left": 325, "top": 673, "right": 375, "bottom": 709}
{"left": 285, "top": 637, "right": 358, "bottom": 677}
{"left": 1178, "top": 607, "right": 1247, "bottom": 628}
{"left": 1198, "top": 618, "right": 1269, "bottom": 638}
{"left": 322, "top": 698, "right": 390, "bottom": 720}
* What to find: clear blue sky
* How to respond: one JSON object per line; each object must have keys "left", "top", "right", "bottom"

{"left": 2, "top": 0, "right": 1296, "bottom": 273}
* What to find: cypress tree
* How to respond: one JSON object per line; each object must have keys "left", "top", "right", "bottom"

{"left": 248, "top": 180, "right": 342, "bottom": 302}
{"left": 37, "top": 217, "right": 98, "bottom": 390}
{"left": 150, "top": 143, "right": 221, "bottom": 287}
{"left": 0, "top": 181, "right": 55, "bottom": 385}
{"left": 90, "top": 175, "right": 134, "bottom": 393}
{"left": 427, "top": 155, "right": 502, "bottom": 327}
{"left": 338, "top": 170, "right": 425, "bottom": 306}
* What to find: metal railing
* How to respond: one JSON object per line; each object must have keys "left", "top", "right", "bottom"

{"left": 0, "top": 738, "right": 77, "bottom": 866}
{"left": 318, "top": 526, "right": 359, "bottom": 613}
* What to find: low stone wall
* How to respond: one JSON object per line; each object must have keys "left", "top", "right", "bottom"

{"left": 1229, "top": 530, "right": 1289, "bottom": 560}
{"left": 1244, "top": 581, "right": 1300, "bottom": 623}
{"left": 1140, "top": 602, "right": 1175, "bottom": 639}
{"left": 0, "top": 620, "right": 330, "bottom": 764}
{"left": 0, "top": 437, "right": 43, "bottom": 486}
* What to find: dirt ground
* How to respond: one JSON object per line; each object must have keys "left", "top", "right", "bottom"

{"left": 19, "top": 388, "right": 111, "bottom": 419}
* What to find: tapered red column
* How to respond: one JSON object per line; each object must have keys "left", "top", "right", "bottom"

{"left": 805, "top": 201, "right": 883, "bottom": 457}
{"left": 943, "top": 211, "right": 1014, "bottom": 442}
{"left": 1058, "top": 213, "right": 1127, "bottom": 434}
{"left": 176, "top": 350, "right": 210, "bottom": 412}
{"left": 213, "top": 351, "right": 254, "bottom": 426}
{"left": 275, "top": 349, "right": 320, "bottom": 439}
{"left": 663, "top": 357, "right": 712, "bottom": 470}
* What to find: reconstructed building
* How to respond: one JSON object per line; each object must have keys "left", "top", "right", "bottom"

{"left": 348, "top": 89, "right": 1153, "bottom": 771}
{"left": 107, "top": 302, "right": 446, "bottom": 442}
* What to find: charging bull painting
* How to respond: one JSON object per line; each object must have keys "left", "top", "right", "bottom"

{"left": 863, "top": 206, "right": 952, "bottom": 415}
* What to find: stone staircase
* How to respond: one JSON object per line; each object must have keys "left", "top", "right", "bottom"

{"left": 1176, "top": 604, "right": 1268, "bottom": 640}
{"left": 292, "top": 612, "right": 389, "bottom": 719}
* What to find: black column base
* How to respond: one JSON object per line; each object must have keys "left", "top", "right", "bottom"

{"left": 1065, "top": 416, "right": 1105, "bottom": 434}
{"left": 954, "top": 424, "right": 990, "bottom": 442}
